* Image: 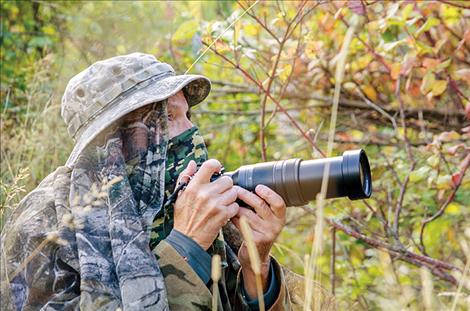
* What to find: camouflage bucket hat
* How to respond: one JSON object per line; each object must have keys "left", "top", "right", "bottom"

{"left": 61, "top": 52, "right": 211, "bottom": 166}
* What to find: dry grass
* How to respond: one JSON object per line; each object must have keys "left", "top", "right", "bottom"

{"left": 239, "top": 216, "right": 265, "bottom": 311}
{"left": 211, "top": 254, "right": 221, "bottom": 311}
{"left": 1, "top": 55, "right": 72, "bottom": 228}
{"left": 304, "top": 15, "right": 357, "bottom": 311}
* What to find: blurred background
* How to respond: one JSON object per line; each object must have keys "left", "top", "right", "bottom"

{"left": 1, "top": 1, "right": 469, "bottom": 309}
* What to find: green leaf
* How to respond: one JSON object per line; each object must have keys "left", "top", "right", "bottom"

{"left": 386, "top": 17, "right": 405, "bottom": 27}
{"left": 410, "top": 166, "right": 431, "bottom": 183}
{"left": 426, "top": 155, "right": 440, "bottom": 168}
{"left": 416, "top": 41, "right": 434, "bottom": 56}
{"left": 402, "top": 3, "right": 414, "bottom": 20}
{"left": 416, "top": 17, "right": 440, "bottom": 36}
{"left": 28, "top": 36, "right": 53, "bottom": 48}
{"left": 172, "top": 20, "right": 199, "bottom": 42}
{"left": 381, "top": 29, "right": 395, "bottom": 43}
{"left": 435, "top": 58, "right": 452, "bottom": 72}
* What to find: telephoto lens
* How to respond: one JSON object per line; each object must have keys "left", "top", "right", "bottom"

{"left": 223, "top": 149, "right": 372, "bottom": 207}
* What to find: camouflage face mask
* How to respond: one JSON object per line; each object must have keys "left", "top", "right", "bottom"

{"left": 164, "top": 126, "right": 208, "bottom": 195}
{"left": 149, "top": 125, "right": 208, "bottom": 249}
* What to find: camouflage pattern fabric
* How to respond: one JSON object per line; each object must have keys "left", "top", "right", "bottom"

{"left": 0, "top": 102, "right": 170, "bottom": 310}
{"left": 149, "top": 126, "right": 208, "bottom": 249}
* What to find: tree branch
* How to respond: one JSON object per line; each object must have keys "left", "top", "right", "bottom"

{"left": 325, "top": 218, "right": 459, "bottom": 285}
{"left": 209, "top": 88, "right": 467, "bottom": 120}
{"left": 419, "top": 153, "right": 470, "bottom": 255}
{"left": 438, "top": 0, "right": 470, "bottom": 9}
{"left": 203, "top": 41, "right": 326, "bottom": 157}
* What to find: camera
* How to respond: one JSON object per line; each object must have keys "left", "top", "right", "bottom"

{"left": 213, "top": 149, "right": 372, "bottom": 207}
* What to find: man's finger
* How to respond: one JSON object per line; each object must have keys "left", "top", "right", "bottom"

{"left": 218, "top": 187, "right": 238, "bottom": 205}
{"left": 235, "top": 186, "right": 272, "bottom": 220}
{"left": 209, "top": 176, "right": 233, "bottom": 194}
{"left": 176, "top": 160, "right": 197, "bottom": 186}
{"left": 255, "top": 185, "right": 286, "bottom": 219}
{"left": 232, "top": 208, "right": 264, "bottom": 233}
{"left": 226, "top": 202, "right": 240, "bottom": 219}
{"left": 191, "top": 159, "right": 222, "bottom": 185}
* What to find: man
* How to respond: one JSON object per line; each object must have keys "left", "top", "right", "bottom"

{"left": 0, "top": 53, "right": 292, "bottom": 310}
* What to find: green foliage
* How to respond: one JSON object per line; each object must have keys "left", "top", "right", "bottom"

{"left": 1, "top": 1, "right": 470, "bottom": 309}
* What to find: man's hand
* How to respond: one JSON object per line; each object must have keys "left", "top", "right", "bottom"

{"left": 173, "top": 159, "right": 240, "bottom": 250}
{"left": 232, "top": 185, "right": 286, "bottom": 299}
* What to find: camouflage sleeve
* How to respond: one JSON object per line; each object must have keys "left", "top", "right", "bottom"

{"left": 235, "top": 258, "right": 291, "bottom": 311}
{"left": 0, "top": 170, "right": 80, "bottom": 311}
{"left": 282, "top": 268, "right": 337, "bottom": 311}
{"left": 153, "top": 240, "right": 212, "bottom": 310}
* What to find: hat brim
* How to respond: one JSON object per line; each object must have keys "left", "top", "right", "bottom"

{"left": 65, "top": 74, "right": 211, "bottom": 166}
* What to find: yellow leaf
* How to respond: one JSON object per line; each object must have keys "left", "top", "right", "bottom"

{"left": 416, "top": 17, "right": 440, "bottom": 36}
{"left": 431, "top": 80, "right": 448, "bottom": 96}
{"left": 305, "top": 40, "right": 323, "bottom": 59}
{"left": 440, "top": 4, "right": 460, "bottom": 26}
{"left": 11, "top": 5, "right": 19, "bottom": 19}
{"left": 233, "top": 22, "right": 240, "bottom": 47}
{"left": 427, "top": 155, "right": 440, "bottom": 168}
{"left": 278, "top": 64, "right": 292, "bottom": 82}
{"left": 189, "top": 1, "right": 202, "bottom": 22}
{"left": 446, "top": 202, "right": 461, "bottom": 215}
{"left": 402, "top": 4, "right": 414, "bottom": 20}
{"left": 350, "top": 130, "right": 364, "bottom": 140}
{"left": 362, "top": 85, "right": 377, "bottom": 101}
{"left": 436, "top": 175, "right": 452, "bottom": 190}
{"left": 351, "top": 54, "right": 372, "bottom": 72}
{"left": 42, "top": 25, "right": 56, "bottom": 36}
{"left": 272, "top": 12, "right": 286, "bottom": 28}
{"left": 244, "top": 24, "right": 259, "bottom": 36}
{"left": 438, "top": 130, "right": 461, "bottom": 142}
{"left": 420, "top": 73, "right": 435, "bottom": 95}
{"left": 391, "top": 63, "right": 401, "bottom": 80}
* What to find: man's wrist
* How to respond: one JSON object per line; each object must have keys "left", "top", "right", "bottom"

{"left": 240, "top": 259, "right": 271, "bottom": 278}
{"left": 240, "top": 259, "right": 280, "bottom": 310}
{"left": 173, "top": 225, "right": 211, "bottom": 250}
{"left": 240, "top": 257, "right": 271, "bottom": 299}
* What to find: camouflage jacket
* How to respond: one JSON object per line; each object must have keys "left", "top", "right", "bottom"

{"left": 1, "top": 167, "right": 324, "bottom": 311}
